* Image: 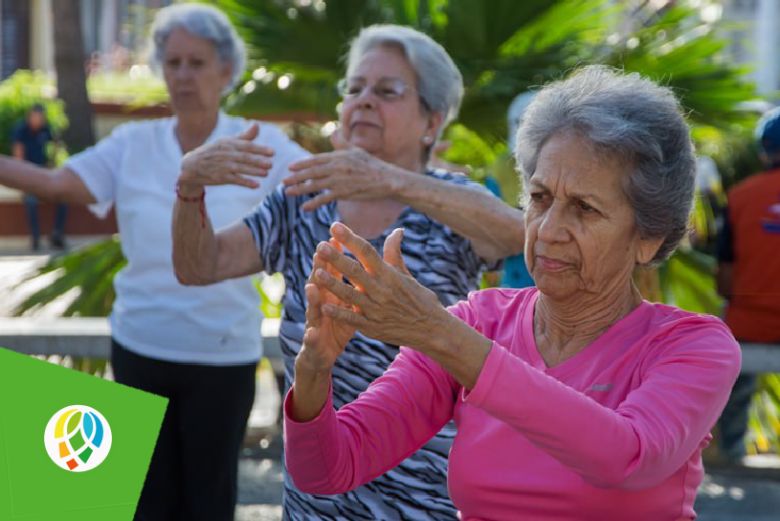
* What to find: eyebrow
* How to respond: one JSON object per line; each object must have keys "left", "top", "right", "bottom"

{"left": 528, "top": 179, "right": 607, "bottom": 207}
{"left": 346, "top": 75, "right": 405, "bottom": 83}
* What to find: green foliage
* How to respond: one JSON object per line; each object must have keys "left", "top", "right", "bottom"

{"left": 13, "top": 237, "right": 125, "bottom": 317}
{"left": 0, "top": 70, "right": 68, "bottom": 156}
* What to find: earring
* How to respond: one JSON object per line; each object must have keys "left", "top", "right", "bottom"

{"left": 422, "top": 136, "right": 433, "bottom": 145}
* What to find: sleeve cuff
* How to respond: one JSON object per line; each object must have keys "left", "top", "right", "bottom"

{"left": 461, "top": 340, "right": 506, "bottom": 406}
{"left": 283, "top": 383, "right": 335, "bottom": 429}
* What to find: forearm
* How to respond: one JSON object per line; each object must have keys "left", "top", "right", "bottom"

{"left": 0, "top": 155, "right": 60, "bottom": 200}
{"left": 171, "top": 191, "right": 219, "bottom": 285}
{"left": 422, "top": 310, "right": 493, "bottom": 390}
{"left": 284, "top": 347, "right": 458, "bottom": 495}
{"left": 393, "top": 169, "right": 524, "bottom": 261}
{"left": 290, "top": 360, "right": 332, "bottom": 422}
{"left": 463, "top": 332, "right": 739, "bottom": 489}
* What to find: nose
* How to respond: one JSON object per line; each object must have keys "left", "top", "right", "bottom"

{"left": 353, "top": 86, "right": 377, "bottom": 109}
{"left": 536, "top": 202, "right": 570, "bottom": 244}
{"left": 174, "top": 63, "right": 193, "bottom": 81}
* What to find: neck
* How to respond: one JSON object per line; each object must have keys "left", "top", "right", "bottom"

{"left": 175, "top": 110, "right": 219, "bottom": 153}
{"left": 535, "top": 281, "right": 641, "bottom": 365}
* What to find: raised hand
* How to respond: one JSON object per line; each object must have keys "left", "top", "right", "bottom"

{"left": 297, "top": 239, "right": 357, "bottom": 374}
{"left": 311, "top": 222, "right": 447, "bottom": 352}
{"left": 283, "top": 127, "right": 402, "bottom": 211}
{"left": 178, "top": 123, "right": 274, "bottom": 195}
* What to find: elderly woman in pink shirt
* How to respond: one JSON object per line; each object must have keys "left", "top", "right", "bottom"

{"left": 285, "top": 66, "right": 741, "bottom": 520}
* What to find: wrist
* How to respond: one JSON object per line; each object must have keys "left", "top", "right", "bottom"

{"left": 176, "top": 179, "right": 205, "bottom": 200}
{"left": 294, "top": 352, "right": 333, "bottom": 381}
{"left": 387, "top": 164, "right": 414, "bottom": 202}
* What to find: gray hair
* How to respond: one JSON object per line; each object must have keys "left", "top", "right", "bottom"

{"left": 148, "top": 3, "right": 246, "bottom": 95}
{"left": 346, "top": 24, "right": 464, "bottom": 133}
{"left": 515, "top": 65, "right": 696, "bottom": 264}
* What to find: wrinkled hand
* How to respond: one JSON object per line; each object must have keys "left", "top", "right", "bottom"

{"left": 296, "top": 239, "right": 357, "bottom": 374}
{"left": 283, "top": 128, "right": 399, "bottom": 211}
{"left": 178, "top": 124, "right": 274, "bottom": 195}
{"left": 311, "top": 222, "right": 447, "bottom": 351}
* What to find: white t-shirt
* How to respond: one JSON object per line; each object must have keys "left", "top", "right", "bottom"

{"left": 66, "top": 112, "right": 309, "bottom": 365}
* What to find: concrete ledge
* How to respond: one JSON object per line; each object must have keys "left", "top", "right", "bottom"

{"left": 0, "top": 317, "right": 283, "bottom": 369}
{"left": 0, "top": 317, "right": 775, "bottom": 374}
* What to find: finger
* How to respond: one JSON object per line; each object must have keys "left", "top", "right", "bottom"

{"left": 330, "top": 222, "right": 384, "bottom": 274}
{"left": 314, "top": 267, "right": 370, "bottom": 309}
{"left": 288, "top": 152, "right": 341, "bottom": 172}
{"left": 283, "top": 166, "right": 333, "bottom": 187}
{"left": 220, "top": 160, "right": 269, "bottom": 179}
{"left": 316, "top": 241, "right": 377, "bottom": 293}
{"left": 229, "top": 151, "right": 273, "bottom": 171}
{"left": 300, "top": 191, "right": 338, "bottom": 212}
{"left": 232, "top": 140, "right": 275, "bottom": 157}
{"left": 227, "top": 173, "right": 260, "bottom": 189}
{"left": 304, "top": 283, "right": 322, "bottom": 328}
{"left": 284, "top": 177, "right": 330, "bottom": 196}
{"left": 383, "top": 228, "right": 411, "bottom": 276}
{"left": 322, "top": 303, "right": 370, "bottom": 329}
{"left": 238, "top": 123, "right": 259, "bottom": 141}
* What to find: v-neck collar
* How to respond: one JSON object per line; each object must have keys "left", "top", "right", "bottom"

{"left": 522, "top": 289, "right": 652, "bottom": 377}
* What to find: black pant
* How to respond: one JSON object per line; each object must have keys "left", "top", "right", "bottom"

{"left": 111, "top": 339, "right": 256, "bottom": 521}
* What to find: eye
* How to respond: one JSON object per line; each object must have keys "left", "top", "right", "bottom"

{"left": 529, "top": 191, "right": 546, "bottom": 202}
{"left": 190, "top": 59, "right": 204, "bottom": 68}
{"left": 346, "top": 84, "right": 363, "bottom": 95}
{"left": 576, "top": 199, "right": 597, "bottom": 213}
{"left": 166, "top": 58, "right": 180, "bottom": 68}
{"left": 378, "top": 86, "right": 401, "bottom": 99}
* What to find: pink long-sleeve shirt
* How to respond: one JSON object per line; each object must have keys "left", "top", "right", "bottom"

{"left": 285, "top": 288, "right": 741, "bottom": 520}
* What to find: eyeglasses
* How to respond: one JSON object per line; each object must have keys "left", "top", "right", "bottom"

{"left": 337, "top": 77, "right": 416, "bottom": 103}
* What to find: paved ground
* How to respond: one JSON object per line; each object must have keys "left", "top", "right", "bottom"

{"left": 2, "top": 246, "right": 780, "bottom": 520}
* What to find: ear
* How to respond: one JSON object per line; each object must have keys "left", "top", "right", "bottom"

{"left": 425, "top": 111, "right": 445, "bottom": 143}
{"left": 220, "top": 63, "right": 233, "bottom": 90}
{"left": 635, "top": 236, "right": 664, "bottom": 265}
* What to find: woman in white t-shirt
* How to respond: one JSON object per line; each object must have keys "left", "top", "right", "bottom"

{"left": 0, "top": 5, "right": 307, "bottom": 520}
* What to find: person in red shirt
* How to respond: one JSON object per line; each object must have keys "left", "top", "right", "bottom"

{"left": 716, "top": 106, "right": 780, "bottom": 462}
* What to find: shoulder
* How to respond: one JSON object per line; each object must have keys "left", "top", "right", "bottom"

{"left": 106, "top": 118, "right": 169, "bottom": 142}
{"left": 11, "top": 122, "right": 27, "bottom": 138}
{"left": 638, "top": 303, "right": 741, "bottom": 366}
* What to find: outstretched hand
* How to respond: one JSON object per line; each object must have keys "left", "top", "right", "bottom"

{"left": 178, "top": 123, "right": 274, "bottom": 194}
{"left": 296, "top": 238, "right": 357, "bottom": 374}
{"left": 310, "top": 222, "right": 447, "bottom": 352}
{"left": 283, "top": 127, "right": 402, "bottom": 211}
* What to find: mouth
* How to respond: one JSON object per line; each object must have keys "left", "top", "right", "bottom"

{"left": 535, "top": 255, "right": 573, "bottom": 272}
{"left": 350, "top": 121, "right": 381, "bottom": 130}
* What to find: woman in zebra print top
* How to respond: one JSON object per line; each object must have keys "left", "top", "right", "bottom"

{"left": 173, "top": 24, "right": 524, "bottom": 520}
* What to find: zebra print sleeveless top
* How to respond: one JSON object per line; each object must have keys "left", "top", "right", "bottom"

{"left": 244, "top": 170, "right": 499, "bottom": 520}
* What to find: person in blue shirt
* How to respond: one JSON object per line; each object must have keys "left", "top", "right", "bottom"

{"left": 11, "top": 104, "right": 67, "bottom": 250}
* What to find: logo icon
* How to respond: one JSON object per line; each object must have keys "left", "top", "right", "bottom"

{"left": 44, "top": 405, "right": 112, "bottom": 472}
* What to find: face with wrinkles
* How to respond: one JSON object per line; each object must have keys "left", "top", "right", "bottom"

{"left": 524, "top": 130, "right": 662, "bottom": 301}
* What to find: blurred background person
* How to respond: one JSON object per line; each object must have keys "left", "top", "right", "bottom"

{"left": 0, "top": 4, "right": 308, "bottom": 520}
{"left": 716, "top": 106, "right": 780, "bottom": 464}
{"left": 11, "top": 103, "right": 67, "bottom": 250}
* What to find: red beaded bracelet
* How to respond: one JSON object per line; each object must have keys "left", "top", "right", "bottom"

{"left": 176, "top": 183, "right": 205, "bottom": 202}
{"left": 176, "top": 183, "right": 206, "bottom": 228}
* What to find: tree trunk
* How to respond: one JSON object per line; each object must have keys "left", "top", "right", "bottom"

{"left": 51, "top": 0, "right": 95, "bottom": 153}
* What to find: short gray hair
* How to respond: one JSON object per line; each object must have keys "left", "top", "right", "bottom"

{"left": 148, "top": 3, "right": 246, "bottom": 94}
{"left": 346, "top": 24, "right": 464, "bottom": 132}
{"left": 515, "top": 65, "right": 696, "bottom": 264}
